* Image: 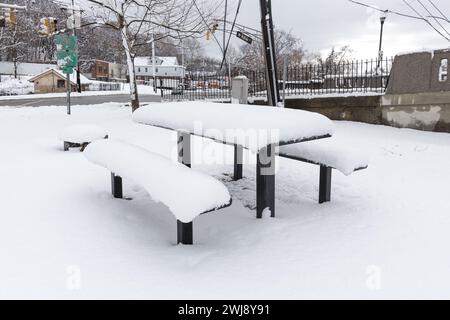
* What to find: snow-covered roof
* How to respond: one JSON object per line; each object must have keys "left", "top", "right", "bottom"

{"left": 134, "top": 56, "right": 179, "bottom": 67}
{"left": 28, "top": 68, "right": 92, "bottom": 85}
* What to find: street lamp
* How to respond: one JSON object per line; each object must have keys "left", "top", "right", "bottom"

{"left": 377, "top": 10, "right": 388, "bottom": 72}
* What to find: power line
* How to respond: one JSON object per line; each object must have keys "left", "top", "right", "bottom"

{"left": 427, "top": 0, "right": 450, "bottom": 22}
{"left": 348, "top": 0, "right": 450, "bottom": 41}
{"left": 402, "top": 0, "right": 450, "bottom": 41}
{"left": 348, "top": 0, "right": 424, "bottom": 20}
{"left": 220, "top": 0, "right": 242, "bottom": 69}
{"left": 416, "top": 0, "right": 450, "bottom": 38}
{"left": 191, "top": 0, "right": 224, "bottom": 54}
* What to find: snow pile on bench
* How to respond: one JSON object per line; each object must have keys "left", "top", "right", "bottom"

{"left": 84, "top": 139, "right": 231, "bottom": 223}
{"left": 60, "top": 124, "right": 107, "bottom": 144}
{"left": 132, "top": 102, "right": 334, "bottom": 152}
{"left": 278, "top": 138, "right": 369, "bottom": 175}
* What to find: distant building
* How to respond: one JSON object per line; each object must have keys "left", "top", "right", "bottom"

{"left": 134, "top": 56, "right": 185, "bottom": 82}
{"left": 81, "top": 60, "right": 127, "bottom": 82}
{"left": 28, "top": 68, "right": 91, "bottom": 94}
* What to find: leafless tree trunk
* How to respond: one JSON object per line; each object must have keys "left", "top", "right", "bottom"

{"left": 84, "top": 0, "right": 217, "bottom": 112}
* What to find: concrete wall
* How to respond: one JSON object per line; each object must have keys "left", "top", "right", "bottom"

{"left": 382, "top": 92, "right": 450, "bottom": 132}
{"left": 386, "top": 49, "right": 450, "bottom": 94}
{"left": 247, "top": 50, "right": 450, "bottom": 133}
{"left": 383, "top": 49, "right": 450, "bottom": 132}
{"left": 251, "top": 95, "right": 383, "bottom": 124}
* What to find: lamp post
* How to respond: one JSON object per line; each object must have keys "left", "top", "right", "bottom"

{"left": 377, "top": 10, "right": 388, "bottom": 73}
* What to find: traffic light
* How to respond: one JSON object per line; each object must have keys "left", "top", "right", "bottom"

{"left": 5, "top": 9, "right": 17, "bottom": 26}
{"left": 39, "top": 17, "right": 50, "bottom": 35}
{"left": 39, "top": 17, "right": 57, "bottom": 36}
{"left": 211, "top": 23, "right": 219, "bottom": 33}
{"left": 49, "top": 18, "right": 58, "bottom": 33}
{"left": 206, "top": 22, "right": 219, "bottom": 40}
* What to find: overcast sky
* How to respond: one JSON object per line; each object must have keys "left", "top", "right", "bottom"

{"left": 205, "top": 0, "right": 450, "bottom": 59}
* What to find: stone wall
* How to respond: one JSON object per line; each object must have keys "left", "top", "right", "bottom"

{"left": 251, "top": 95, "right": 383, "bottom": 124}
{"left": 382, "top": 92, "right": 450, "bottom": 132}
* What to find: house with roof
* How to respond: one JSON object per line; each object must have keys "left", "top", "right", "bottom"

{"left": 80, "top": 59, "right": 127, "bottom": 82}
{"left": 134, "top": 56, "right": 185, "bottom": 83}
{"left": 28, "top": 68, "right": 92, "bottom": 94}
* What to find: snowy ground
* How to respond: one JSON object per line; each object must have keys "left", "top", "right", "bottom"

{"left": 1, "top": 103, "right": 450, "bottom": 299}
{"left": 0, "top": 76, "right": 34, "bottom": 96}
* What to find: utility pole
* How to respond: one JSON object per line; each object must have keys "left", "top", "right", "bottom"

{"left": 259, "top": 0, "right": 280, "bottom": 107}
{"left": 181, "top": 41, "right": 185, "bottom": 90}
{"left": 377, "top": 10, "right": 388, "bottom": 73}
{"left": 150, "top": 33, "right": 156, "bottom": 93}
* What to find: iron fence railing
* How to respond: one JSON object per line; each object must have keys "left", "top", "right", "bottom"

{"left": 158, "top": 58, "right": 393, "bottom": 102}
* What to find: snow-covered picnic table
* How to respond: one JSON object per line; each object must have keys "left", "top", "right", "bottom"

{"left": 133, "top": 101, "right": 335, "bottom": 218}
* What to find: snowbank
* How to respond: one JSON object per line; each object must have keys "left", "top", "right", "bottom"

{"left": 133, "top": 101, "right": 335, "bottom": 152}
{"left": 84, "top": 139, "right": 231, "bottom": 223}
{"left": 0, "top": 77, "right": 33, "bottom": 96}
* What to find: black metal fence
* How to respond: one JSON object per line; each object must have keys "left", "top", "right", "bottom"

{"left": 159, "top": 58, "right": 393, "bottom": 102}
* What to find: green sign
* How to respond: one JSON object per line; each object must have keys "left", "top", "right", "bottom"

{"left": 55, "top": 35, "right": 78, "bottom": 73}
{"left": 56, "top": 51, "right": 78, "bottom": 68}
{"left": 55, "top": 35, "right": 77, "bottom": 51}
{"left": 62, "top": 66, "right": 74, "bottom": 75}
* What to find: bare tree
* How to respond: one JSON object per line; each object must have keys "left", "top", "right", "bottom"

{"left": 84, "top": 0, "right": 216, "bottom": 111}
{"left": 238, "top": 29, "right": 306, "bottom": 71}
{"left": 0, "top": 0, "right": 67, "bottom": 65}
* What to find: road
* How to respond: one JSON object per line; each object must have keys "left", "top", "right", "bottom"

{"left": 0, "top": 94, "right": 162, "bottom": 107}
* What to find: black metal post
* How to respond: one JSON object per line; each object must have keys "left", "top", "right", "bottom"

{"left": 177, "top": 131, "right": 191, "bottom": 168}
{"left": 177, "top": 131, "right": 193, "bottom": 244}
{"left": 111, "top": 173, "right": 123, "bottom": 199}
{"left": 259, "top": 0, "right": 280, "bottom": 107}
{"left": 319, "top": 166, "right": 332, "bottom": 204}
{"left": 177, "top": 221, "right": 193, "bottom": 245}
{"left": 233, "top": 144, "right": 243, "bottom": 181}
{"left": 256, "top": 145, "right": 275, "bottom": 219}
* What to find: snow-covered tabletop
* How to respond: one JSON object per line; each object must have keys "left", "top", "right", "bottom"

{"left": 84, "top": 139, "right": 231, "bottom": 223}
{"left": 60, "top": 124, "right": 108, "bottom": 144}
{"left": 133, "top": 102, "right": 334, "bottom": 152}
{"left": 278, "top": 138, "right": 369, "bottom": 175}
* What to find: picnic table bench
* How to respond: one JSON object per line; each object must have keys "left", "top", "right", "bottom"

{"left": 84, "top": 139, "right": 232, "bottom": 245}
{"left": 279, "top": 139, "right": 368, "bottom": 203}
{"left": 133, "top": 101, "right": 335, "bottom": 218}
{"left": 60, "top": 124, "right": 108, "bottom": 151}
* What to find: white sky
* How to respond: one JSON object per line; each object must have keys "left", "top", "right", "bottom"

{"left": 205, "top": 0, "right": 450, "bottom": 59}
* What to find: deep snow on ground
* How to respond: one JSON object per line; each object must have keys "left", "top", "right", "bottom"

{"left": 0, "top": 76, "right": 33, "bottom": 96}
{"left": 0, "top": 103, "right": 450, "bottom": 299}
